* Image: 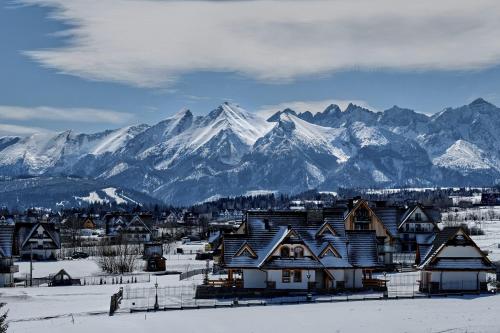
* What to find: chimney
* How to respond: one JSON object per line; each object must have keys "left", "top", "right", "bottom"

{"left": 348, "top": 199, "right": 354, "bottom": 211}
{"left": 264, "top": 219, "right": 270, "bottom": 230}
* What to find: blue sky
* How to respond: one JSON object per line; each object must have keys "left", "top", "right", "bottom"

{"left": 1, "top": 0, "right": 500, "bottom": 136}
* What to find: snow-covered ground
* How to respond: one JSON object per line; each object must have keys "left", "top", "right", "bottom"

{"left": 15, "top": 259, "right": 101, "bottom": 279}
{"left": 7, "top": 294, "right": 500, "bottom": 333}
{"left": 3, "top": 210, "right": 500, "bottom": 332}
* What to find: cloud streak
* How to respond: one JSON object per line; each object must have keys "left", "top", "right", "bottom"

{"left": 0, "top": 105, "right": 134, "bottom": 124}
{"left": 18, "top": 0, "right": 500, "bottom": 88}
{"left": 0, "top": 123, "right": 53, "bottom": 137}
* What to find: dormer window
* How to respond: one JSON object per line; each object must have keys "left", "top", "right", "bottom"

{"left": 234, "top": 243, "right": 257, "bottom": 258}
{"left": 294, "top": 246, "right": 304, "bottom": 258}
{"left": 280, "top": 246, "right": 290, "bottom": 258}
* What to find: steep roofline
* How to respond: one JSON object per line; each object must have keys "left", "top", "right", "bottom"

{"left": 344, "top": 200, "right": 394, "bottom": 239}
{"left": 419, "top": 227, "right": 492, "bottom": 269}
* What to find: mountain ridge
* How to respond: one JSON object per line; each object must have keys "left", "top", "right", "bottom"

{"left": 0, "top": 99, "right": 498, "bottom": 205}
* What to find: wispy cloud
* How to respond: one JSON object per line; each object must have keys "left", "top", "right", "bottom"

{"left": 0, "top": 105, "right": 134, "bottom": 124}
{"left": 17, "top": 0, "right": 500, "bottom": 88}
{"left": 257, "top": 99, "right": 376, "bottom": 118}
{"left": 0, "top": 123, "right": 53, "bottom": 137}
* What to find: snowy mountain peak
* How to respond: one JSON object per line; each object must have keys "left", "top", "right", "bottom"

{"left": 469, "top": 97, "right": 495, "bottom": 108}
{"left": 171, "top": 108, "right": 192, "bottom": 119}
{"left": 0, "top": 99, "right": 499, "bottom": 206}
{"left": 433, "top": 140, "right": 497, "bottom": 172}
{"left": 323, "top": 104, "right": 341, "bottom": 114}
{"left": 267, "top": 108, "right": 298, "bottom": 122}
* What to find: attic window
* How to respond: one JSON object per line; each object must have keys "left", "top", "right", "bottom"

{"left": 320, "top": 245, "right": 341, "bottom": 258}
{"left": 235, "top": 243, "right": 257, "bottom": 258}
{"left": 317, "top": 223, "right": 337, "bottom": 237}
{"left": 280, "top": 246, "right": 290, "bottom": 258}
{"left": 294, "top": 246, "right": 304, "bottom": 258}
{"left": 239, "top": 249, "right": 253, "bottom": 257}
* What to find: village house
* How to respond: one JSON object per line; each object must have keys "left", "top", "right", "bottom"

{"left": 0, "top": 217, "right": 18, "bottom": 287}
{"left": 216, "top": 198, "right": 443, "bottom": 292}
{"left": 13, "top": 221, "right": 61, "bottom": 260}
{"left": 417, "top": 227, "right": 496, "bottom": 293}
{"left": 104, "top": 213, "right": 153, "bottom": 243}
{"left": 219, "top": 209, "right": 382, "bottom": 291}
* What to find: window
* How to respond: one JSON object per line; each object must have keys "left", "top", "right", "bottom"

{"left": 415, "top": 213, "right": 421, "bottom": 221}
{"left": 280, "top": 246, "right": 290, "bottom": 258}
{"left": 240, "top": 249, "right": 252, "bottom": 257}
{"left": 293, "top": 270, "right": 302, "bottom": 282}
{"left": 294, "top": 246, "right": 304, "bottom": 258}
{"left": 282, "top": 270, "right": 291, "bottom": 283}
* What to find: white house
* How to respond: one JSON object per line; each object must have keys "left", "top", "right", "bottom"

{"left": 16, "top": 222, "right": 61, "bottom": 260}
{"left": 221, "top": 210, "right": 382, "bottom": 291}
{"left": 417, "top": 227, "right": 495, "bottom": 293}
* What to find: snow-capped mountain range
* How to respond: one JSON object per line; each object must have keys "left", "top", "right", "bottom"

{"left": 0, "top": 98, "right": 499, "bottom": 205}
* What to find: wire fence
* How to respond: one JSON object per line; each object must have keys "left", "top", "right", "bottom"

{"left": 82, "top": 273, "right": 151, "bottom": 286}
{"left": 21, "top": 272, "right": 151, "bottom": 287}
{"left": 123, "top": 285, "right": 198, "bottom": 309}
{"left": 179, "top": 268, "right": 207, "bottom": 280}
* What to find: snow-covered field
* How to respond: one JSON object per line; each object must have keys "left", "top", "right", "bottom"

{"left": 7, "top": 294, "right": 500, "bottom": 333}
{"left": 3, "top": 210, "right": 500, "bottom": 332}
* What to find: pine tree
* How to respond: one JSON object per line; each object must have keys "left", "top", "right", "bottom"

{"left": 0, "top": 303, "right": 8, "bottom": 333}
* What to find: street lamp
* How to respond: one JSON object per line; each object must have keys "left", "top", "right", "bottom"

{"left": 306, "top": 270, "right": 312, "bottom": 302}
{"left": 383, "top": 271, "right": 388, "bottom": 299}
{"left": 154, "top": 277, "right": 159, "bottom": 311}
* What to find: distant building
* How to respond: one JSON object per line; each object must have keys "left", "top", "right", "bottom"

{"left": 481, "top": 193, "right": 500, "bottom": 206}
{"left": 104, "top": 213, "right": 153, "bottom": 243}
{"left": 13, "top": 221, "right": 61, "bottom": 260}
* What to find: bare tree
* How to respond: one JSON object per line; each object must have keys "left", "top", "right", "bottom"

{"left": 95, "top": 237, "right": 139, "bottom": 274}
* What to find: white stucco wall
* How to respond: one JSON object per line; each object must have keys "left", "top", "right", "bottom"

{"left": 438, "top": 246, "right": 481, "bottom": 258}
{"left": 267, "top": 269, "right": 315, "bottom": 290}
{"left": 440, "top": 271, "right": 479, "bottom": 290}
{"left": 242, "top": 269, "right": 267, "bottom": 288}
{"left": 344, "top": 269, "right": 363, "bottom": 289}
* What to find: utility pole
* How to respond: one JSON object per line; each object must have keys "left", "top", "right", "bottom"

{"left": 30, "top": 243, "right": 33, "bottom": 287}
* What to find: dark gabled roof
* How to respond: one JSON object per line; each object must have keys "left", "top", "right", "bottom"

{"left": 419, "top": 227, "right": 494, "bottom": 271}
{"left": 223, "top": 226, "right": 289, "bottom": 268}
{"left": 419, "top": 227, "right": 461, "bottom": 266}
{"left": 398, "top": 204, "right": 439, "bottom": 229}
{"left": 20, "top": 222, "right": 61, "bottom": 250}
{"left": 346, "top": 230, "right": 380, "bottom": 268}
{"left": 372, "top": 206, "right": 400, "bottom": 236}
{"left": 125, "top": 215, "right": 152, "bottom": 233}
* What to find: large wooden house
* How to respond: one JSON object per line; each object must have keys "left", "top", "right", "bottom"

{"left": 217, "top": 199, "right": 442, "bottom": 291}
{"left": 417, "top": 227, "right": 495, "bottom": 292}
{"left": 220, "top": 210, "right": 381, "bottom": 291}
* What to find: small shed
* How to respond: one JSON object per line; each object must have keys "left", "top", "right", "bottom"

{"left": 49, "top": 269, "right": 81, "bottom": 287}
{"left": 146, "top": 255, "right": 166, "bottom": 272}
